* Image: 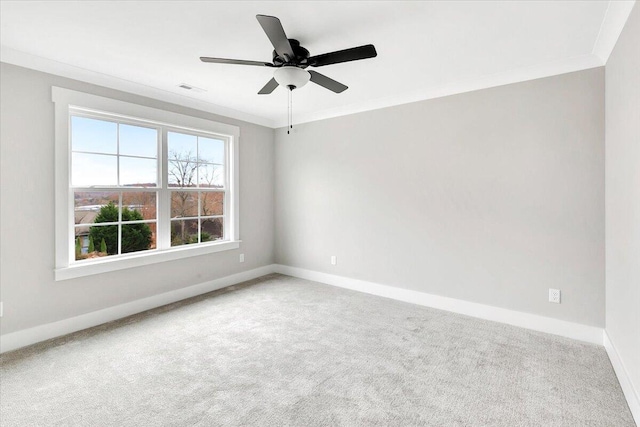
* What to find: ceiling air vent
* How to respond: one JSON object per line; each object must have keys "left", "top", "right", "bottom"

{"left": 178, "top": 83, "right": 207, "bottom": 93}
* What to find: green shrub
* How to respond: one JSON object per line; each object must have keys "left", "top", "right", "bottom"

{"left": 90, "top": 202, "right": 152, "bottom": 254}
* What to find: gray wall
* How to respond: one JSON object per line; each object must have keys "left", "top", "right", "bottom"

{"left": 0, "top": 63, "right": 275, "bottom": 335}
{"left": 605, "top": 4, "right": 640, "bottom": 404}
{"left": 275, "top": 68, "right": 605, "bottom": 327}
{"left": 0, "top": 59, "right": 612, "bottom": 336}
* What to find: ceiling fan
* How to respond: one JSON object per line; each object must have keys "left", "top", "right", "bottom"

{"left": 200, "top": 14, "right": 377, "bottom": 95}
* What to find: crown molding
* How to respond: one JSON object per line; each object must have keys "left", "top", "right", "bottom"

{"left": 0, "top": 46, "right": 276, "bottom": 129}
{"left": 277, "top": 54, "right": 604, "bottom": 128}
{"left": 592, "top": 0, "right": 636, "bottom": 63}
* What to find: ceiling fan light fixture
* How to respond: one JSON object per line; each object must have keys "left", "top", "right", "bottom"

{"left": 274, "top": 66, "right": 310, "bottom": 90}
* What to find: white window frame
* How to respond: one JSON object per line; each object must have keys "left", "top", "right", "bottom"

{"left": 53, "top": 87, "right": 240, "bottom": 281}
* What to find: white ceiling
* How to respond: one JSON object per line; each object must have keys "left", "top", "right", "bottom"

{"left": 0, "top": 1, "right": 635, "bottom": 128}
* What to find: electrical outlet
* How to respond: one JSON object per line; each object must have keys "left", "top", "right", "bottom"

{"left": 0, "top": 302, "right": 3, "bottom": 317}
{"left": 330, "top": 255, "right": 337, "bottom": 265}
{"left": 549, "top": 289, "right": 561, "bottom": 304}
{"left": 239, "top": 254, "right": 245, "bottom": 263}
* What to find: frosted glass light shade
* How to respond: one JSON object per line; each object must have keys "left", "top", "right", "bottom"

{"left": 274, "top": 66, "right": 310, "bottom": 89}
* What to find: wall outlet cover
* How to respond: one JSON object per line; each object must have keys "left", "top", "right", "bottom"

{"left": 549, "top": 289, "right": 561, "bottom": 304}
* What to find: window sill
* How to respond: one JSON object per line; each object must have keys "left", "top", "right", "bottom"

{"left": 55, "top": 240, "right": 241, "bottom": 281}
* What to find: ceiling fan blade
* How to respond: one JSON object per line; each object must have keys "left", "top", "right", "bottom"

{"left": 200, "top": 57, "right": 274, "bottom": 67}
{"left": 258, "top": 78, "right": 279, "bottom": 95}
{"left": 309, "top": 44, "right": 377, "bottom": 67}
{"left": 309, "top": 71, "right": 348, "bottom": 93}
{"left": 256, "top": 15, "right": 294, "bottom": 59}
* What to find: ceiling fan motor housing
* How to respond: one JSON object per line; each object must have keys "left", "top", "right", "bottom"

{"left": 273, "top": 39, "right": 310, "bottom": 67}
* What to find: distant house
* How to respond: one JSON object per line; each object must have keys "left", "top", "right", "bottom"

{"left": 74, "top": 208, "right": 98, "bottom": 254}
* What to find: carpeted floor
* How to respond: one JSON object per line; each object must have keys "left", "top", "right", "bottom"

{"left": 0, "top": 274, "right": 634, "bottom": 426}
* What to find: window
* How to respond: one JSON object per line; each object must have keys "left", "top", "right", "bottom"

{"left": 167, "top": 131, "right": 225, "bottom": 246}
{"left": 54, "top": 87, "right": 240, "bottom": 280}
{"left": 72, "top": 115, "right": 160, "bottom": 260}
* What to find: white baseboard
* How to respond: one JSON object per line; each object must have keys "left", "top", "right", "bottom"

{"left": 5, "top": 264, "right": 633, "bottom": 417}
{"left": 604, "top": 330, "right": 640, "bottom": 425}
{"left": 0, "top": 263, "right": 604, "bottom": 350}
{"left": 0, "top": 264, "right": 277, "bottom": 354}
{"left": 273, "top": 264, "right": 603, "bottom": 345}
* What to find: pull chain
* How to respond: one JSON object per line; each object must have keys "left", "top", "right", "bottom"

{"left": 287, "top": 86, "right": 294, "bottom": 135}
{"left": 288, "top": 88, "right": 290, "bottom": 134}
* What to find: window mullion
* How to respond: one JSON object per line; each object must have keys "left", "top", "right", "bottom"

{"left": 118, "top": 191, "right": 122, "bottom": 255}
{"left": 196, "top": 136, "right": 201, "bottom": 244}
{"left": 157, "top": 128, "right": 171, "bottom": 250}
{"left": 197, "top": 190, "right": 202, "bottom": 243}
{"left": 224, "top": 137, "right": 230, "bottom": 241}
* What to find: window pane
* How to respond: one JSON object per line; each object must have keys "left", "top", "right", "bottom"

{"left": 75, "top": 224, "right": 92, "bottom": 237}
{"left": 72, "top": 153, "right": 117, "bottom": 186}
{"left": 171, "top": 191, "right": 197, "bottom": 218}
{"left": 74, "top": 232, "right": 90, "bottom": 259}
{"left": 71, "top": 116, "right": 117, "bottom": 154}
{"left": 75, "top": 191, "right": 119, "bottom": 227}
{"left": 198, "top": 137, "right": 224, "bottom": 164}
{"left": 200, "top": 192, "right": 223, "bottom": 216}
{"left": 119, "top": 156, "right": 157, "bottom": 187}
{"left": 122, "top": 222, "right": 155, "bottom": 254}
{"left": 168, "top": 160, "right": 198, "bottom": 187}
{"left": 201, "top": 217, "right": 223, "bottom": 241}
{"left": 198, "top": 164, "right": 224, "bottom": 188}
{"left": 119, "top": 124, "right": 157, "bottom": 158}
{"left": 122, "top": 205, "right": 150, "bottom": 223}
{"left": 75, "top": 224, "right": 118, "bottom": 260}
{"left": 122, "top": 192, "right": 156, "bottom": 220}
{"left": 168, "top": 132, "right": 197, "bottom": 161}
{"left": 74, "top": 192, "right": 119, "bottom": 261}
{"left": 171, "top": 219, "right": 199, "bottom": 246}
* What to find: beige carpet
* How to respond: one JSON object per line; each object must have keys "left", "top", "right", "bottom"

{"left": 0, "top": 274, "right": 634, "bottom": 426}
